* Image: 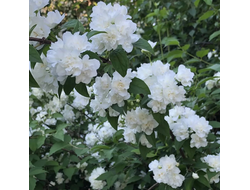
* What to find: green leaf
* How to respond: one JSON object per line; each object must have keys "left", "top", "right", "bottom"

{"left": 110, "top": 46, "right": 129, "bottom": 77}
{"left": 72, "top": 20, "right": 80, "bottom": 34}
{"left": 49, "top": 142, "right": 70, "bottom": 156}
{"left": 196, "top": 48, "right": 210, "bottom": 58}
{"left": 209, "top": 30, "right": 220, "bottom": 41}
{"left": 128, "top": 77, "right": 151, "bottom": 95}
{"left": 29, "top": 45, "right": 43, "bottom": 63}
{"left": 184, "top": 58, "right": 200, "bottom": 65}
{"left": 198, "top": 10, "right": 214, "bottom": 22}
{"left": 183, "top": 140, "right": 196, "bottom": 159}
{"left": 81, "top": 50, "right": 102, "bottom": 62}
{"left": 162, "top": 37, "right": 180, "bottom": 46}
{"left": 53, "top": 129, "right": 64, "bottom": 141}
{"left": 29, "top": 167, "right": 47, "bottom": 176}
{"left": 133, "top": 38, "right": 154, "bottom": 54}
{"left": 127, "top": 176, "right": 141, "bottom": 184}
{"left": 166, "top": 50, "right": 183, "bottom": 62}
{"left": 29, "top": 24, "right": 37, "bottom": 36}
{"left": 209, "top": 121, "right": 220, "bottom": 128}
{"left": 139, "top": 143, "right": 151, "bottom": 159}
{"left": 87, "top": 30, "right": 106, "bottom": 39}
{"left": 197, "top": 172, "right": 211, "bottom": 188}
{"left": 194, "top": 0, "right": 200, "bottom": 7}
{"left": 203, "top": 0, "right": 213, "bottom": 5}
{"left": 29, "top": 176, "right": 36, "bottom": 190}
{"left": 61, "top": 19, "right": 79, "bottom": 29}
{"left": 208, "top": 63, "right": 220, "bottom": 71}
{"left": 183, "top": 178, "right": 194, "bottom": 190}
{"left": 36, "top": 136, "right": 46, "bottom": 149}
{"left": 73, "top": 144, "right": 89, "bottom": 156}
{"left": 181, "top": 44, "right": 190, "bottom": 51}
{"left": 29, "top": 71, "right": 40, "bottom": 88}
{"left": 211, "top": 88, "right": 220, "bottom": 95}
{"left": 63, "top": 76, "right": 76, "bottom": 95}
{"left": 107, "top": 114, "right": 119, "bottom": 130}
{"left": 29, "top": 139, "right": 37, "bottom": 152}
{"left": 63, "top": 167, "right": 75, "bottom": 180}
{"left": 75, "top": 82, "right": 89, "bottom": 97}
{"left": 56, "top": 123, "right": 68, "bottom": 131}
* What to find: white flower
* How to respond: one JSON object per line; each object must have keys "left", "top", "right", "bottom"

{"left": 85, "top": 132, "right": 99, "bottom": 147}
{"left": 88, "top": 167, "right": 107, "bottom": 190}
{"left": 205, "top": 80, "right": 215, "bottom": 90}
{"left": 45, "top": 10, "right": 65, "bottom": 28}
{"left": 190, "top": 133, "right": 208, "bottom": 148}
{"left": 72, "top": 89, "right": 90, "bottom": 109}
{"left": 202, "top": 154, "right": 220, "bottom": 172}
{"left": 89, "top": 1, "right": 139, "bottom": 53}
{"left": 139, "top": 134, "right": 152, "bottom": 148}
{"left": 46, "top": 32, "right": 100, "bottom": 85}
{"left": 175, "top": 65, "right": 194, "bottom": 87}
{"left": 192, "top": 172, "right": 199, "bottom": 179}
{"left": 61, "top": 104, "right": 75, "bottom": 122}
{"left": 55, "top": 172, "right": 64, "bottom": 184}
{"left": 149, "top": 155, "right": 184, "bottom": 188}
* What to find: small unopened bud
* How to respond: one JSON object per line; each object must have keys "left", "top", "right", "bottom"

{"left": 192, "top": 172, "right": 199, "bottom": 179}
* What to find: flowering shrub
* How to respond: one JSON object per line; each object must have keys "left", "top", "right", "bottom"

{"left": 29, "top": 0, "right": 220, "bottom": 190}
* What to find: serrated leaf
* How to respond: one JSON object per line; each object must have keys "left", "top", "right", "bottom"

{"left": 128, "top": 77, "right": 151, "bottom": 95}
{"left": 133, "top": 38, "right": 154, "bottom": 54}
{"left": 29, "top": 45, "right": 43, "bottom": 63}
{"left": 110, "top": 46, "right": 129, "bottom": 77}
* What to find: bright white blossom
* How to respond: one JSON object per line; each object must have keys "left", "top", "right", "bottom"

{"left": 148, "top": 154, "right": 184, "bottom": 188}
{"left": 175, "top": 64, "right": 194, "bottom": 87}
{"left": 165, "top": 106, "right": 212, "bottom": 148}
{"left": 89, "top": 1, "right": 140, "bottom": 54}
{"left": 88, "top": 167, "right": 107, "bottom": 190}
{"left": 90, "top": 70, "right": 136, "bottom": 117}
{"left": 46, "top": 31, "right": 100, "bottom": 84}
{"left": 136, "top": 61, "right": 191, "bottom": 113}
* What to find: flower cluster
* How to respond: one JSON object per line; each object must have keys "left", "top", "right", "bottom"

{"left": 84, "top": 121, "right": 116, "bottom": 147}
{"left": 29, "top": 0, "right": 65, "bottom": 49}
{"left": 164, "top": 106, "right": 212, "bottom": 148}
{"left": 87, "top": 167, "right": 106, "bottom": 190}
{"left": 90, "top": 69, "right": 136, "bottom": 117}
{"left": 89, "top": 1, "right": 140, "bottom": 54}
{"left": 202, "top": 154, "right": 220, "bottom": 183}
{"left": 136, "top": 61, "right": 194, "bottom": 113}
{"left": 46, "top": 31, "right": 100, "bottom": 85}
{"left": 148, "top": 154, "right": 185, "bottom": 188}
{"left": 122, "top": 107, "right": 158, "bottom": 147}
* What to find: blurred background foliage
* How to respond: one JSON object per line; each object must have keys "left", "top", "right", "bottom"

{"left": 42, "top": 0, "right": 220, "bottom": 122}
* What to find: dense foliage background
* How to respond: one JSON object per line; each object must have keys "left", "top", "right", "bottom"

{"left": 29, "top": 0, "right": 220, "bottom": 190}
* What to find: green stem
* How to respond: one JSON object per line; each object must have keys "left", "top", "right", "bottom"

{"left": 179, "top": 46, "right": 211, "bottom": 65}
{"left": 166, "top": 27, "right": 170, "bottom": 52}
{"left": 158, "top": 31, "right": 164, "bottom": 60}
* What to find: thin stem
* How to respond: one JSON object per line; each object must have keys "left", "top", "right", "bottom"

{"left": 158, "top": 31, "right": 164, "bottom": 59}
{"left": 147, "top": 182, "right": 159, "bottom": 190}
{"left": 166, "top": 27, "right": 170, "bottom": 52}
{"left": 179, "top": 45, "right": 211, "bottom": 65}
